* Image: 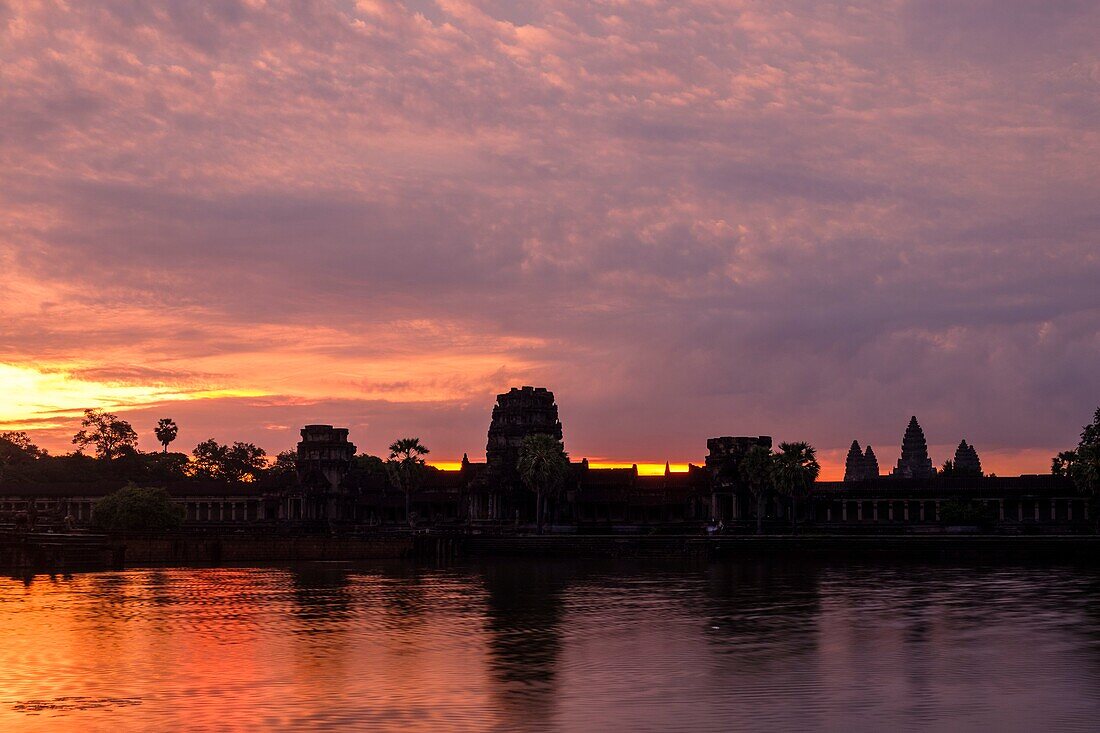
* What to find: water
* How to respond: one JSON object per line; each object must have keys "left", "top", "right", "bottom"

{"left": 2, "top": 558, "right": 1100, "bottom": 732}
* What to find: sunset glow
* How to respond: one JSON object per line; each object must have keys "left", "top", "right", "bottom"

{"left": 429, "top": 461, "right": 692, "bottom": 475}
{"left": 0, "top": 363, "right": 267, "bottom": 429}
{"left": 586, "top": 463, "right": 691, "bottom": 475}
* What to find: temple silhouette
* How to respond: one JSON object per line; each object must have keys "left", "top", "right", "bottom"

{"left": 0, "top": 387, "right": 1084, "bottom": 531}
{"left": 893, "top": 416, "right": 935, "bottom": 479}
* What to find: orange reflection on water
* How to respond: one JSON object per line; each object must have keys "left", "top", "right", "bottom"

{"left": 0, "top": 567, "right": 502, "bottom": 733}
{"left": 4, "top": 560, "right": 1100, "bottom": 731}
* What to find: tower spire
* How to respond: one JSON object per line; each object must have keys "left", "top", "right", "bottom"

{"left": 864, "top": 445, "right": 879, "bottom": 478}
{"left": 953, "top": 440, "right": 981, "bottom": 476}
{"left": 892, "top": 416, "right": 933, "bottom": 479}
{"left": 844, "top": 440, "right": 864, "bottom": 482}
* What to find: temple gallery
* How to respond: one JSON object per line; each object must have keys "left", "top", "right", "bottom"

{"left": 1, "top": 387, "right": 1086, "bottom": 533}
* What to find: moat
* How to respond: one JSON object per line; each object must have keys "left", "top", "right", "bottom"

{"left": 4, "top": 558, "right": 1100, "bottom": 732}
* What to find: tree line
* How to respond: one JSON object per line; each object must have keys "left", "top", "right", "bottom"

{"left": 0, "top": 410, "right": 444, "bottom": 520}
{"left": 0, "top": 410, "right": 274, "bottom": 485}
{"left": 0, "top": 411, "right": 574, "bottom": 532}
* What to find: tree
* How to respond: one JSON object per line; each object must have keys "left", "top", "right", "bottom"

{"left": 387, "top": 438, "right": 430, "bottom": 526}
{"left": 140, "top": 451, "right": 190, "bottom": 483}
{"left": 1053, "top": 407, "right": 1100, "bottom": 530}
{"left": 191, "top": 439, "right": 267, "bottom": 482}
{"left": 258, "top": 449, "right": 299, "bottom": 489}
{"left": 191, "top": 439, "right": 228, "bottom": 479}
{"left": 740, "top": 445, "right": 776, "bottom": 535}
{"left": 773, "top": 441, "right": 820, "bottom": 529}
{"left": 517, "top": 433, "right": 570, "bottom": 533}
{"left": 0, "top": 432, "right": 47, "bottom": 483}
{"left": 1075, "top": 442, "right": 1100, "bottom": 499}
{"left": 1083, "top": 407, "right": 1100, "bottom": 448}
{"left": 1072, "top": 445, "right": 1100, "bottom": 497}
{"left": 72, "top": 408, "right": 138, "bottom": 459}
{"left": 224, "top": 442, "right": 267, "bottom": 482}
{"left": 92, "top": 483, "right": 184, "bottom": 533}
{"left": 345, "top": 453, "right": 388, "bottom": 491}
{"left": 154, "top": 418, "right": 178, "bottom": 453}
{"left": 1052, "top": 408, "right": 1100, "bottom": 494}
{"left": 271, "top": 450, "right": 298, "bottom": 475}
{"left": 0, "top": 431, "right": 47, "bottom": 463}
{"left": 1052, "top": 450, "right": 1078, "bottom": 477}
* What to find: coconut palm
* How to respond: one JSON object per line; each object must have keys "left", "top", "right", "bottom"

{"left": 388, "top": 437, "right": 430, "bottom": 526}
{"left": 517, "top": 433, "right": 569, "bottom": 533}
{"left": 773, "top": 441, "right": 821, "bottom": 530}
{"left": 739, "top": 445, "right": 776, "bottom": 535}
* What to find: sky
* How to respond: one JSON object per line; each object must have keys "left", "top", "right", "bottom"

{"left": 2, "top": 1, "right": 1098, "bottom": 479}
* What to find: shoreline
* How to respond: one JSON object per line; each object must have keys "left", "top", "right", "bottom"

{"left": 6, "top": 531, "right": 1100, "bottom": 572}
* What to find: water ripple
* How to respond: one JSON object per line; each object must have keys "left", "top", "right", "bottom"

{"left": 2, "top": 559, "right": 1099, "bottom": 732}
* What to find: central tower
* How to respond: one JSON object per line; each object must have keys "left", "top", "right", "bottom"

{"left": 485, "top": 386, "right": 563, "bottom": 489}
{"left": 893, "top": 416, "right": 934, "bottom": 479}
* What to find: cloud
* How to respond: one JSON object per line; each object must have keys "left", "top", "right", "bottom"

{"left": 2, "top": 0, "right": 1098, "bottom": 475}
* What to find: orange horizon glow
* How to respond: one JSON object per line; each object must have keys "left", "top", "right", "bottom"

{"left": 0, "top": 362, "right": 269, "bottom": 429}
{"left": 435, "top": 451, "right": 1062, "bottom": 482}
{"left": 429, "top": 461, "right": 693, "bottom": 474}
{"left": 0, "top": 360, "right": 1070, "bottom": 482}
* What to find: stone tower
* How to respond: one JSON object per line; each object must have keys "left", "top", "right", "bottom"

{"left": 705, "top": 436, "right": 774, "bottom": 478}
{"left": 486, "top": 386, "right": 563, "bottom": 488}
{"left": 953, "top": 440, "right": 982, "bottom": 476}
{"left": 892, "top": 416, "right": 934, "bottom": 479}
{"left": 290, "top": 425, "right": 356, "bottom": 521}
{"left": 844, "top": 440, "right": 865, "bottom": 482}
{"left": 705, "top": 435, "right": 773, "bottom": 523}
{"left": 295, "top": 425, "right": 356, "bottom": 491}
{"left": 844, "top": 440, "right": 881, "bottom": 481}
{"left": 864, "top": 445, "right": 879, "bottom": 478}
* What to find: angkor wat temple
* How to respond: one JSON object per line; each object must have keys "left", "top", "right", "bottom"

{"left": 844, "top": 416, "right": 987, "bottom": 482}
{"left": 0, "top": 388, "right": 1086, "bottom": 532}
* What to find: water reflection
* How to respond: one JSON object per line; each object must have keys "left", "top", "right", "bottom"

{"left": 2, "top": 559, "right": 1100, "bottom": 732}
{"left": 702, "top": 557, "right": 822, "bottom": 661}
{"left": 480, "top": 561, "right": 568, "bottom": 729}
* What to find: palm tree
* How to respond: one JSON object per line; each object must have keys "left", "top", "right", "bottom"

{"left": 739, "top": 445, "right": 776, "bottom": 535}
{"left": 773, "top": 442, "right": 821, "bottom": 530}
{"left": 517, "top": 433, "right": 569, "bottom": 533}
{"left": 154, "top": 418, "right": 178, "bottom": 453}
{"left": 388, "top": 437, "right": 430, "bottom": 526}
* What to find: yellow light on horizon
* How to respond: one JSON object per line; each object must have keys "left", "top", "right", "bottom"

{"left": 428, "top": 460, "right": 691, "bottom": 474}
{"left": 0, "top": 362, "right": 269, "bottom": 429}
{"left": 590, "top": 462, "right": 691, "bottom": 474}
